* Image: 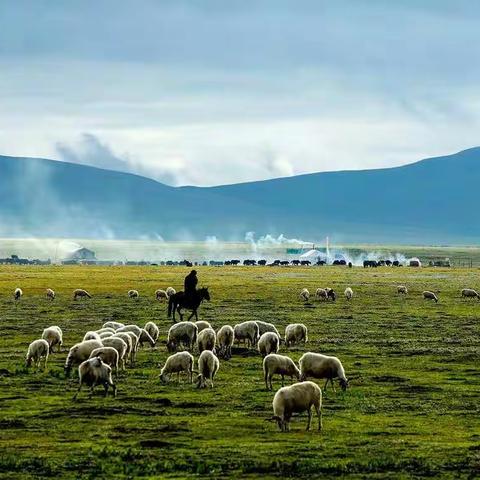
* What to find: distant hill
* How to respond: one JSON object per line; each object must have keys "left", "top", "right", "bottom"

{"left": 1, "top": 148, "right": 480, "bottom": 243}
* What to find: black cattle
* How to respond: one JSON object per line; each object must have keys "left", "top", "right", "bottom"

{"left": 300, "top": 260, "right": 311, "bottom": 266}
{"left": 258, "top": 259, "right": 267, "bottom": 266}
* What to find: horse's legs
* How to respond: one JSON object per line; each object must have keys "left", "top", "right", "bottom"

{"left": 194, "top": 310, "right": 199, "bottom": 322}
{"left": 187, "top": 310, "right": 195, "bottom": 321}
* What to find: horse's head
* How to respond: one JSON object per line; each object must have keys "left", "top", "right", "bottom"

{"left": 198, "top": 287, "right": 210, "bottom": 301}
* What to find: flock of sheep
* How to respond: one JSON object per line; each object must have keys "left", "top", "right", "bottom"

{"left": 299, "top": 285, "right": 480, "bottom": 304}
{"left": 19, "top": 278, "right": 480, "bottom": 433}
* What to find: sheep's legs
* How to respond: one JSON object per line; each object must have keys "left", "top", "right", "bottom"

{"left": 306, "top": 407, "right": 312, "bottom": 431}
{"left": 315, "top": 403, "right": 322, "bottom": 431}
{"left": 281, "top": 375, "right": 285, "bottom": 387}
{"left": 323, "top": 379, "right": 329, "bottom": 391}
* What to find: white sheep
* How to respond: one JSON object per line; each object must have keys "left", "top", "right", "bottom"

{"left": 155, "top": 289, "right": 168, "bottom": 301}
{"left": 233, "top": 321, "right": 259, "bottom": 348}
{"left": 271, "top": 381, "right": 322, "bottom": 432}
{"left": 216, "top": 325, "right": 234, "bottom": 360}
{"left": 96, "top": 327, "right": 116, "bottom": 335}
{"left": 101, "top": 336, "right": 128, "bottom": 370}
{"left": 461, "top": 288, "right": 480, "bottom": 299}
{"left": 64, "top": 339, "right": 103, "bottom": 377}
{"left": 102, "top": 321, "right": 125, "bottom": 331}
{"left": 256, "top": 321, "right": 281, "bottom": 339}
{"left": 344, "top": 287, "right": 353, "bottom": 301}
{"left": 42, "top": 326, "right": 63, "bottom": 353}
{"left": 125, "top": 331, "right": 139, "bottom": 365}
{"left": 144, "top": 321, "right": 160, "bottom": 342}
{"left": 195, "top": 320, "right": 212, "bottom": 332}
{"left": 138, "top": 329, "right": 156, "bottom": 348}
{"left": 73, "top": 289, "right": 92, "bottom": 300}
{"left": 166, "top": 287, "right": 176, "bottom": 298}
{"left": 112, "top": 332, "right": 133, "bottom": 366}
{"left": 299, "top": 352, "right": 349, "bottom": 391}
{"left": 166, "top": 322, "right": 198, "bottom": 353}
{"left": 46, "top": 288, "right": 55, "bottom": 300}
{"left": 315, "top": 288, "right": 328, "bottom": 301}
{"left": 196, "top": 350, "right": 219, "bottom": 388}
{"left": 300, "top": 288, "right": 310, "bottom": 301}
{"left": 89, "top": 347, "right": 119, "bottom": 376}
{"left": 258, "top": 332, "right": 280, "bottom": 357}
{"left": 14, "top": 288, "right": 23, "bottom": 301}
{"left": 99, "top": 331, "right": 114, "bottom": 340}
{"left": 26, "top": 339, "right": 49, "bottom": 369}
{"left": 285, "top": 324, "right": 308, "bottom": 347}
{"left": 197, "top": 327, "right": 216, "bottom": 353}
{"left": 116, "top": 324, "right": 142, "bottom": 337}
{"left": 73, "top": 357, "right": 116, "bottom": 400}
{"left": 397, "top": 285, "right": 408, "bottom": 294}
{"left": 263, "top": 353, "right": 301, "bottom": 391}
{"left": 423, "top": 291, "right": 438, "bottom": 303}
{"left": 128, "top": 289, "right": 139, "bottom": 299}
{"left": 159, "top": 351, "right": 194, "bottom": 383}
{"left": 83, "top": 331, "right": 102, "bottom": 342}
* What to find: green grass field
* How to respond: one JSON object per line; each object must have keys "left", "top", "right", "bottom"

{"left": 0, "top": 265, "right": 479, "bottom": 479}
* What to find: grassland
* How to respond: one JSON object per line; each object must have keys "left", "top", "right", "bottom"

{"left": 0, "top": 264, "right": 479, "bottom": 479}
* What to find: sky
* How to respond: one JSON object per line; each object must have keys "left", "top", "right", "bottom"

{"left": 0, "top": 1, "right": 479, "bottom": 186}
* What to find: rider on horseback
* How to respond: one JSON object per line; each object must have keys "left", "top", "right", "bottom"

{"left": 184, "top": 269, "right": 198, "bottom": 301}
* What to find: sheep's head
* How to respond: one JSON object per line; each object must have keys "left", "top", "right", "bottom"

{"left": 159, "top": 372, "right": 168, "bottom": 383}
{"left": 25, "top": 357, "right": 32, "bottom": 368}
{"left": 339, "top": 378, "right": 349, "bottom": 391}
{"left": 166, "top": 340, "right": 177, "bottom": 353}
{"left": 195, "top": 374, "right": 206, "bottom": 389}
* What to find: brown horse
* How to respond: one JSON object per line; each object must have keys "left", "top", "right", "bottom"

{"left": 168, "top": 287, "right": 210, "bottom": 323}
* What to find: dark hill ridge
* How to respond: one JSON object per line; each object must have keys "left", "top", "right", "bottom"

{"left": 1, "top": 148, "right": 480, "bottom": 243}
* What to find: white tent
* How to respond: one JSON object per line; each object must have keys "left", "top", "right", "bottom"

{"left": 299, "top": 249, "right": 327, "bottom": 261}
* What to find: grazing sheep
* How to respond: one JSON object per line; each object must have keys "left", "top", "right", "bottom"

{"left": 256, "top": 321, "right": 281, "bottom": 338}
{"left": 197, "top": 327, "right": 216, "bottom": 353}
{"left": 196, "top": 350, "right": 220, "bottom": 388}
{"left": 112, "top": 332, "right": 133, "bottom": 366}
{"left": 271, "top": 381, "right": 322, "bottom": 432}
{"left": 99, "top": 331, "right": 114, "bottom": 340}
{"left": 46, "top": 288, "right": 55, "bottom": 300}
{"left": 26, "top": 339, "right": 49, "bottom": 369}
{"left": 73, "top": 357, "right": 116, "bottom": 400}
{"left": 300, "top": 288, "right": 310, "bottom": 301}
{"left": 461, "top": 288, "right": 480, "bottom": 299}
{"left": 397, "top": 285, "right": 408, "bottom": 294}
{"left": 155, "top": 289, "right": 168, "bottom": 301}
{"left": 159, "top": 351, "right": 194, "bottom": 383}
{"left": 263, "top": 353, "right": 301, "bottom": 390}
{"left": 102, "top": 321, "right": 125, "bottom": 331}
{"left": 125, "top": 331, "right": 139, "bottom": 365}
{"left": 258, "top": 332, "right": 280, "bottom": 357}
{"left": 128, "top": 289, "right": 139, "bottom": 299}
{"left": 42, "top": 326, "right": 63, "bottom": 353}
{"left": 64, "top": 339, "right": 103, "bottom": 377}
{"left": 138, "top": 329, "right": 156, "bottom": 348}
{"left": 89, "top": 347, "right": 119, "bottom": 375}
{"left": 423, "top": 291, "right": 439, "bottom": 303}
{"left": 73, "top": 289, "right": 92, "bottom": 300}
{"left": 285, "top": 324, "right": 308, "bottom": 347}
{"left": 116, "top": 324, "right": 142, "bottom": 337}
{"left": 344, "top": 287, "right": 353, "bottom": 301}
{"left": 299, "top": 352, "right": 349, "bottom": 391}
{"left": 83, "top": 331, "right": 102, "bottom": 342}
{"left": 315, "top": 288, "right": 328, "bottom": 301}
{"left": 101, "top": 337, "right": 128, "bottom": 370}
{"left": 166, "top": 287, "right": 176, "bottom": 298}
{"left": 216, "top": 325, "right": 234, "bottom": 360}
{"left": 144, "top": 321, "right": 159, "bottom": 342}
{"left": 96, "top": 327, "right": 116, "bottom": 335}
{"left": 325, "top": 288, "right": 336, "bottom": 301}
{"left": 233, "top": 321, "right": 260, "bottom": 348}
{"left": 195, "top": 320, "right": 212, "bottom": 333}
{"left": 14, "top": 288, "right": 23, "bottom": 301}
{"left": 166, "top": 322, "right": 198, "bottom": 353}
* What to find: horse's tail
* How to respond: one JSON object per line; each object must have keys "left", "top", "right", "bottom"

{"left": 168, "top": 295, "right": 174, "bottom": 317}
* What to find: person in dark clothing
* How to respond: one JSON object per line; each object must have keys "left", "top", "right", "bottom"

{"left": 184, "top": 270, "right": 198, "bottom": 300}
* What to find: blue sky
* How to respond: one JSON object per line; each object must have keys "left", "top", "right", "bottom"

{"left": 0, "top": 1, "right": 479, "bottom": 186}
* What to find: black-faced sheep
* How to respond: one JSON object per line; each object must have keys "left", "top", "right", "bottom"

{"left": 299, "top": 352, "right": 349, "bottom": 391}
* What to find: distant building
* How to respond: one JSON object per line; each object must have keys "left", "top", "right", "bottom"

{"left": 64, "top": 247, "right": 97, "bottom": 261}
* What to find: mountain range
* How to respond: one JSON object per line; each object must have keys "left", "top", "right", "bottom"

{"left": 1, "top": 147, "right": 479, "bottom": 243}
